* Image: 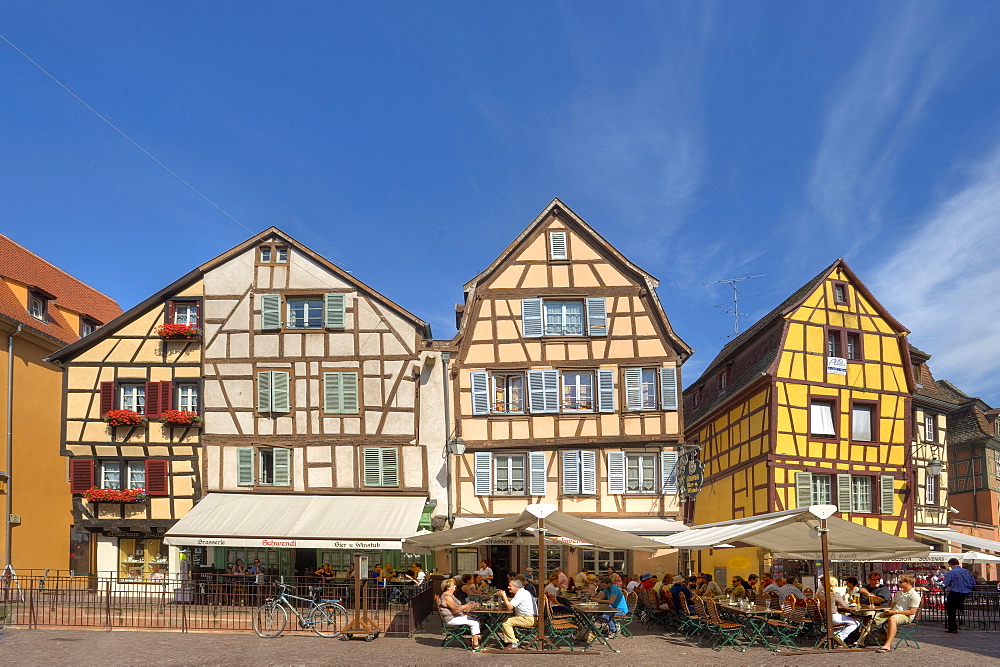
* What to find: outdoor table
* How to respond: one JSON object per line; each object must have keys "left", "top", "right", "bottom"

{"left": 845, "top": 604, "right": 883, "bottom": 645}
{"left": 474, "top": 605, "right": 511, "bottom": 650}
{"left": 718, "top": 602, "right": 778, "bottom": 649}
{"left": 572, "top": 602, "right": 621, "bottom": 653}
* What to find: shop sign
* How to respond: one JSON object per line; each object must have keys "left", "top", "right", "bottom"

{"left": 682, "top": 449, "right": 705, "bottom": 498}
{"left": 164, "top": 536, "right": 403, "bottom": 550}
{"left": 827, "top": 357, "right": 847, "bottom": 375}
{"left": 104, "top": 531, "right": 165, "bottom": 539}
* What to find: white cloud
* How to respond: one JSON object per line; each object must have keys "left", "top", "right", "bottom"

{"left": 871, "top": 142, "right": 1000, "bottom": 403}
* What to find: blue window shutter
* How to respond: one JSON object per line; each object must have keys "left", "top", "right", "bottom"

{"left": 325, "top": 292, "right": 345, "bottom": 329}
{"left": 659, "top": 367, "right": 678, "bottom": 411}
{"left": 597, "top": 369, "right": 615, "bottom": 413}
{"left": 470, "top": 371, "right": 490, "bottom": 415}
{"left": 522, "top": 298, "right": 543, "bottom": 338}
{"left": 661, "top": 450, "right": 678, "bottom": 494}
{"left": 273, "top": 448, "right": 291, "bottom": 486}
{"left": 607, "top": 451, "right": 625, "bottom": 494}
{"left": 260, "top": 294, "right": 281, "bottom": 330}
{"left": 581, "top": 451, "right": 597, "bottom": 494}
{"left": 624, "top": 368, "right": 643, "bottom": 410}
{"left": 237, "top": 447, "right": 254, "bottom": 486}
{"left": 796, "top": 472, "right": 813, "bottom": 508}
{"left": 257, "top": 371, "right": 272, "bottom": 413}
{"left": 271, "top": 371, "right": 290, "bottom": 413}
{"left": 586, "top": 298, "right": 607, "bottom": 336}
{"left": 474, "top": 452, "right": 493, "bottom": 496}
{"left": 529, "top": 452, "right": 546, "bottom": 496}
{"left": 562, "top": 451, "right": 580, "bottom": 495}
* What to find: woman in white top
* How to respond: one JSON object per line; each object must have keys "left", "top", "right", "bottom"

{"left": 438, "top": 578, "right": 480, "bottom": 649}
{"left": 818, "top": 575, "right": 860, "bottom": 642}
{"left": 476, "top": 561, "right": 493, "bottom": 585}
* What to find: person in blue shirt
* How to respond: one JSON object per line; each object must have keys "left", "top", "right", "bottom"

{"left": 943, "top": 558, "right": 977, "bottom": 633}
{"left": 594, "top": 576, "right": 628, "bottom": 634}
{"left": 667, "top": 574, "right": 695, "bottom": 613}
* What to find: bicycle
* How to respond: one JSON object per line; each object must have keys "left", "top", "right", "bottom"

{"left": 253, "top": 581, "right": 349, "bottom": 638}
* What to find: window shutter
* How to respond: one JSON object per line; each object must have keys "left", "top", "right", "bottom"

{"left": 237, "top": 447, "right": 255, "bottom": 486}
{"left": 880, "top": 475, "right": 894, "bottom": 514}
{"left": 324, "top": 372, "right": 339, "bottom": 413}
{"left": 271, "top": 372, "right": 290, "bottom": 413}
{"left": 795, "top": 472, "right": 813, "bottom": 509}
{"left": 597, "top": 369, "right": 615, "bottom": 413}
{"left": 324, "top": 292, "right": 345, "bottom": 329}
{"left": 521, "top": 298, "right": 543, "bottom": 338}
{"left": 529, "top": 451, "right": 546, "bottom": 496}
{"left": 342, "top": 372, "right": 358, "bottom": 413}
{"left": 144, "top": 460, "right": 169, "bottom": 496}
{"left": 549, "top": 231, "right": 567, "bottom": 260}
{"left": 661, "top": 450, "right": 679, "bottom": 494}
{"left": 382, "top": 448, "right": 399, "bottom": 488}
{"left": 659, "top": 367, "right": 678, "bottom": 411}
{"left": 607, "top": 451, "right": 625, "bottom": 494}
{"left": 325, "top": 372, "right": 358, "bottom": 414}
{"left": 145, "top": 381, "right": 161, "bottom": 419}
{"left": 527, "top": 370, "right": 560, "bottom": 414}
{"left": 586, "top": 298, "right": 607, "bottom": 336}
{"left": 69, "top": 458, "right": 95, "bottom": 494}
{"left": 470, "top": 371, "right": 490, "bottom": 415}
{"left": 99, "top": 381, "right": 115, "bottom": 417}
{"left": 363, "top": 448, "right": 382, "bottom": 486}
{"left": 257, "top": 371, "right": 272, "bottom": 412}
{"left": 474, "top": 452, "right": 493, "bottom": 496}
{"left": 624, "top": 368, "right": 643, "bottom": 410}
{"left": 273, "top": 448, "right": 291, "bottom": 486}
{"left": 836, "top": 474, "right": 853, "bottom": 513}
{"left": 260, "top": 294, "right": 281, "bottom": 330}
{"left": 562, "top": 451, "right": 580, "bottom": 495}
{"left": 581, "top": 451, "right": 597, "bottom": 494}
{"left": 167, "top": 299, "right": 176, "bottom": 323}
{"left": 159, "top": 380, "right": 173, "bottom": 414}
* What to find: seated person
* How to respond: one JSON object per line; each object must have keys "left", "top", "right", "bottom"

{"left": 664, "top": 574, "right": 695, "bottom": 613}
{"left": 592, "top": 576, "right": 628, "bottom": 633}
{"left": 455, "top": 574, "right": 472, "bottom": 603}
{"left": 230, "top": 559, "right": 248, "bottom": 575}
{"left": 859, "top": 572, "right": 891, "bottom": 607}
{"left": 730, "top": 576, "right": 748, "bottom": 599}
{"left": 574, "top": 568, "right": 591, "bottom": 588}
{"left": 404, "top": 563, "right": 426, "bottom": 584}
{"left": 544, "top": 572, "right": 574, "bottom": 614}
{"left": 438, "top": 578, "right": 480, "bottom": 649}
{"left": 314, "top": 563, "right": 336, "bottom": 580}
{"left": 817, "top": 575, "right": 860, "bottom": 642}
{"left": 371, "top": 564, "right": 385, "bottom": 587}
{"left": 697, "top": 573, "right": 724, "bottom": 598}
{"left": 497, "top": 579, "right": 537, "bottom": 650}
{"left": 873, "top": 575, "right": 921, "bottom": 653}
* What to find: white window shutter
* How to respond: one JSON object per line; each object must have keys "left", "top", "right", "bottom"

{"left": 528, "top": 370, "right": 560, "bottom": 414}
{"left": 597, "top": 369, "right": 615, "bottom": 413}
{"left": 586, "top": 298, "right": 607, "bottom": 336}
{"left": 522, "top": 298, "right": 543, "bottom": 338}
{"left": 382, "top": 449, "right": 399, "bottom": 488}
{"left": 581, "top": 451, "right": 597, "bottom": 494}
{"left": 880, "top": 476, "right": 894, "bottom": 514}
{"left": 607, "top": 451, "right": 625, "bottom": 494}
{"left": 549, "top": 231, "right": 568, "bottom": 260}
{"left": 529, "top": 452, "right": 546, "bottom": 496}
{"left": 625, "top": 368, "right": 643, "bottom": 410}
{"left": 237, "top": 447, "right": 255, "bottom": 486}
{"left": 271, "top": 371, "right": 290, "bottom": 413}
{"left": 542, "top": 369, "right": 560, "bottom": 412}
{"left": 474, "top": 452, "right": 493, "bottom": 496}
{"left": 260, "top": 294, "right": 282, "bottom": 330}
{"left": 562, "top": 451, "right": 580, "bottom": 495}
{"left": 659, "top": 367, "right": 678, "bottom": 411}
{"left": 836, "top": 474, "right": 853, "bottom": 513}
{"left": 273, "top": 448, "right": 291, "bottom": 486}
{"left": 661, "top": 450, "right": 679, "bottom": 494}
{"left": 470, "top": 371, "right": 490, "bottom": 415}
{"left": 324, "top": 292, "right": 345, "bottom": 329}
{"left": 795, "top": 471, "right": 813, "bottom": 508}
{"left": 257, "top": 371, "right": 272, "bottom": 413}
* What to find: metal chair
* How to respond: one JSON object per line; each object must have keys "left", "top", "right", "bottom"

{"left": 703, "top": 598, "right": 747, "bottom": 652}
{"left": 437, "top": 604, "right": 473, "bottom": 650}
{"left": 893, "top": 605, "right": 922, "bottom": 649}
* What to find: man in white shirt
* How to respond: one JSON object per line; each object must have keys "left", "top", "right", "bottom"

{"left": 574, "top": 568, "right": 591, "bottom": 588}
{"left": 874, "top": 575, "right": 921, "bottom": 653}
{"left": 498, "top": 579, "right": 537, "bottom": 649}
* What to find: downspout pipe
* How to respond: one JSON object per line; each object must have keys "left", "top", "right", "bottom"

{"left": 5, "top": 324, "right": 22, "bottom": 569}
{"left": 441, "top": 351, "right": 453, "bottom": 527}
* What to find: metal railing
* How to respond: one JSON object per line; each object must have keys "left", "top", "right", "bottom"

{"left": 0, "top": 573, "right": 433, "bottom": 636}
{"left": 917, "top": 589, "right": 1000, "bottom": 630}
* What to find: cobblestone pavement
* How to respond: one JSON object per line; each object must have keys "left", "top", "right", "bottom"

{"left": 1, "top": 623, "right": 998, "bottom": 665}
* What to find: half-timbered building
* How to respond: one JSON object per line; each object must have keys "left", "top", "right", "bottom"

{"left": 681, "top": 258, "right": 915, "bottom": 578}
{"left": 447, "top": 198, "right": 692, "bottom": 576}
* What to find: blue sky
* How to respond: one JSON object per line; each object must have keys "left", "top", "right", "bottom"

{"left": 3, "top": 2, "right": 1000, "bottom": 404}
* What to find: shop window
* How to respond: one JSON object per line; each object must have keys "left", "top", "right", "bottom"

{"left": 581, "top": 549, "right": 626, "bottom": 574}
{"left": 119, "top": 538, "right": 168, "bottom": 581}
{"left": 237, "top": 446, "right": 291, "bottom": 486}
{"left": 225, "top": 548, "right": 293, "bottom": 577}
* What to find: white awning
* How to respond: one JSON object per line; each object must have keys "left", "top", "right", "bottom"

{"left": 662, "top": 508, "right": 931, "bottom": 561}
{"left": 163, "top": 493, "right": 427, "bottom": 550}
{"left": 916, "top": 528, "right": 1000, "bottom": 554}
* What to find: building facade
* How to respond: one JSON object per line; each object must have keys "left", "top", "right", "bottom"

{"left": 447, "top": 199, "right": 692, "bottom": 577}
{"left": 909, "top": 347, "right": 956, "bottom": 539}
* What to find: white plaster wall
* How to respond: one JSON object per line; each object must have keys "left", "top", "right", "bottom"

{"left": 335, "top": 446, "right": 354, "bottom": 486}
{"left": 308, "top": 467, "right": 333, "bottom": 488}
{"left": 204, "top": 249, "right": 254, "bottom": 294}
{"left": 403, "top": 446, "right": 424, "bottom": 488}
{"left": 207, "top": 445, "right": 221, "bottom": 491}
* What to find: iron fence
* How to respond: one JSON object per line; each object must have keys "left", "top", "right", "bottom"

{"left": 0, "top": 574, "right": 433, "bottom": 636}
{"left": 917, "top": 589, "right": 1000, "bottom": 630}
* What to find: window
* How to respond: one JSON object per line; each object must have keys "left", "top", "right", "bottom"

{"left": 851, "top": 476, "right": 872, "bottom": 513}
{"left": 323, "top": 372, "right": 359, "bottom": 414}
{"left": 260, "top": 292, "right": 345, "bottom": 331}
{"left": 101, "top": 461, "right": 145, "bottom": 489}
{"left": 28, "top": 293, "right": 46, "bottom": 321}
{"left": 258, "top": 245, "right": 289, "bottom": 264}
{"left": 276, "top": 247, "right": 288, "bottom": 263}
{"left": 494, "top": 454, "right": 526, "bottom": 494}
{"left": 846, "top": 333, "right": 861, "bottom": 360}
{"left": 827, "top": 331, "right": 842, "bottom": 358}
{"left": 694, "top": 388, "right": 701, "bottom": 407}
{"left": 926, "top": 473, "right": 938, "bottom": 505}
{"left": 608, "top": 450, "right": 677, "bottom": 495}
{"left": 582, "top": 549, "right": 626, "bottom": 574}
{"left": 924, "top": 413, "right": 937, "bottom": 443}
{"left": 119, "top": 538, "right": 167, "bottom": 581}
{"left": 80, "top": 318, "right": 97, "bottom": 337}
{"left": 625, "top": 453, "right": 657, "bottom": 493}
{"left": 259, "top": 247, "right": 272, "bottom": 263}
{"left": 851, "top": 403, "right": 874, "bottom": 442}
{"left": 528, "top": 546, "right": 563, "bottom": 574}
{"left": 237, "top": 446, "right": 291, "bottom": 486}
{"left": 120, "top": 384, "right": 146, "bottom": 414}
{"left": 828, "top": 328, "right": 862, "bottom": 360}
{"left": 521, "top": 298, "right": 607, "bottom": 337}
{"left": 492, "top": 373, "right": 525, "bottom": 413}
{"left": 548, "top": 231, "right": 568, "bottom": 260}
{"left": 169, "top": 300, "right": 200, "bottom": 327}
{"left": 561, "top": 371, "right": 594, "bottom": 411}
{"left": 561, "top": 450, "right": 597, "bottom": 495}
{"left": 287, "top": 296, "right": 325, "bottom": 329}
{"left": 832, "top": 281, "right": 850, "bottom": 305}
{"left": 719, "top": 369, "right": 729, "bottom": 390}
{"left": 362, "top": 447, "right": 399, "bottom": 488}
{"left": 625, "top": 368, "right": 658, "bottom": 410}
{"left": 545, "top": 300, "right": 585, "bottom": 336}
{"left": 257, "top": 371, "right": 290, "bottom": 413}
{"left": 176, "top": 384, "right": 199, "bottom": 413}
{"left": 796, "top": 472, "right": 887, "bottom": 513}
{"left": 810, "top": 399, "right": 836, "bottom": 437}
{"left": 811, "top": 474, "right": 833, "bottom": 504}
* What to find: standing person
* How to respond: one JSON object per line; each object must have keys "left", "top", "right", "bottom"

{"left": 943, "top": 557, "right": 976, "bottom": 634}
{"left": 476, "top": 560, "right": 494, "bottom": 586}
{"left": 438, "top": 578, "right": 481, "bottom": 650}
{"left": 874, "top": 575, "right": 921, "bottom": 653}
{"left": 372, "top": 564, "right": 385, "bottom": 587}
{"left": 497, "top": 579, "right": 537, "bottom": 650}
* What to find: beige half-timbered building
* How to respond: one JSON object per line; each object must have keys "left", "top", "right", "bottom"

{"left": 447, "top": 198, "right": 692, "bottom": 577}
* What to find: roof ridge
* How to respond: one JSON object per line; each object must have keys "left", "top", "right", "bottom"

{"left": 0, "top": 234, "right": 119, "bottom": 305}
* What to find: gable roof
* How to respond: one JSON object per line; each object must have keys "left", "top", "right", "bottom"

{"left": 0, "top": 234, "right": 121, "bottom": 345}
{"left": 909, "top": 347, "right": 962, "bottom": 407}
{"left": 48, "top": 227, "right": 430, "bottom": 363}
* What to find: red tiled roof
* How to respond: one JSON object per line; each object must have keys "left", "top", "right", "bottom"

{"left": 0, "top": 234, "right": 121, "bottom": 344}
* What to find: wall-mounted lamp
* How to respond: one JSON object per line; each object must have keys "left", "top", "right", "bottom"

{"left": 928, "top": 457, "right": 945, "bottom": 476}
{"left": 447, "top": 437, "right": 467, "bottom": 456}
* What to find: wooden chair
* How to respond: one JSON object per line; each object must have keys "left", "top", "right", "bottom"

{"left": 437, "top": 604, "right": 473, "bottom": 650}
{"left": 704, "top": 598, "right": 747, "bottom": 652}
{"left": 541, "top": 595, "right": 579, "bottom": 649}
{"left": 614, "top": 592, "right": 637, "bottom": 638}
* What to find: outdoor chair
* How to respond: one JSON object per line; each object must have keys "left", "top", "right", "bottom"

{"left": 893, "top": 604, "right": 922, "bottom": 649}
{"left": 691, "top": 596, "right": 716, "bottom": 645}
{"left": 703, "top": 598, "right": 747, "bottom": 652}
{"left": 614, "top": 592, "right": 637, "bottom": 638}
{"left": 804, "top": 598, "right": 849, "bottom": 647}
{"left": 541, "top": 595, "right": 579, "bottom": 650}
{"left": 636, "top": 588, "right": 669, "bottom": 630}
{"left": 437, "top": 604, "right": 473, "bottom": 650}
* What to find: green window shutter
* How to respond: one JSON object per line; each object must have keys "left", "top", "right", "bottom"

{"left": 325, "top": 372, "right": 358, "bottom": 414}
{"left": 325, "top": 292, "right": 345, "bottom": 329}
{"left": 341, "top": 372, "right": 358, "bottom": 413}
{"left": 257, "top": 371, "right": 272, "bottom": 413}
{"left": 237, "top": 447, "right": 255, "bottom": 486}
{"left": 273, "top": 448, "right": 291, "bottom": 486}
{"left": 836, "top": 474, "right": 853, "bottom": 513}
{"left": 363, "top": 448, "right": 383, "bottom": 486}
{"left": 271, "top": 371, "right": 290, "bottom": 413}
{"left": 880, "top": 475, "right": 895, "bottom": 514}
{"left": 795, "top": 472, "right": 813, "bottom": 508}
{"left": 562, "top": 451, "right": 580, "bottom": 495}
{"left": 659, "top": 367, "right": 679, "bottom": 411}
{"left": 260, "top": 294, "right": 282, "bottom": 330}
{"left": 382, "top": 448, "right": 399, "bottom": 488}
{"left": 607, "top": 451, "right": 625, "bottom": 494}
{"left": 324, "top": 372, "right": 340, "bottom": 413}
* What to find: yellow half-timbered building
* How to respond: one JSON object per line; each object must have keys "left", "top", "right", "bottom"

{"left": 681, "top": 259, "right": 915, "bottom": 577}
{"left": 448, "top": 198, "right": 692, "bottom": 577}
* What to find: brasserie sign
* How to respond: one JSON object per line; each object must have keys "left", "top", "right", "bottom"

{"left": 681, "top": 449, "right": 705, "bottom": 498}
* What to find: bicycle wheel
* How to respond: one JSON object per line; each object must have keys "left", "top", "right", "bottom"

{"left": 253, "top": 601, "right": 288, "bottom": 638}
{"left": 307, "top": 602, "right": 348, "bottom": 638}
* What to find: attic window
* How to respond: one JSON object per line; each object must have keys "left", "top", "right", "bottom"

{"left": 80, "top": 317, "right": 98, "bottom": 337}
{"left": 832, "top": 280, "right": 850, "bottom": 306}
{"left": 549, "top": 231, "right": 568, "bottom": 261}
{"left": 28, "top": 293, "right": 47, "bottom": 321}
{"left": 258, "top": 245, "right": 289, "bottom": 265}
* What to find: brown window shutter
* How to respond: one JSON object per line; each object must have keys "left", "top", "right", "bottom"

{"left": 70, "top": 458, "right": 95, "bottom": 494}
{"left": 159, "top": 380, "right": 173, "bottom": 414}
{"left": 145, "top": 382, "right": 160, "bottom": 418}
{"left": 145, "top": 460, "right": 169, "bottom": 495}
{"left": 166, "top": 299, "right": 176, "bottom": 323}
{"left": 99, "top": 382, "right": 115, "bottom": 417}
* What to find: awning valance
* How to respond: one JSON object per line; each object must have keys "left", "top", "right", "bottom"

{"left": 163, "top": 493, "right": 427, "bottom": 550}
{"left": 915, "top": 528, "right": 1000, "bottom": 554}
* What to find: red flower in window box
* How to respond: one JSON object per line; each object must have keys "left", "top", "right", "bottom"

{"left": 160, "top": 410, "right": 203, "bottom": 428}
{"left": 104, "top": 409, "right": 148, "bottom": 427}
{"left": 155, "top": 323, "right": 201, "bottom": 339}
{"left": 83, "top": 487, "right": 149, "bottom": 503}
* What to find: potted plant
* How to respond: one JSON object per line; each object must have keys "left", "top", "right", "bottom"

{"left": 83, "top": 487, "right": 149, "bottom": 503}
{"left": 104, "top": 409, "right": 148, "bottom": 427}
{"left": 155, "top": 323, "right": 201, "bottom": 339}
{"left": 160, "top": 409, "right": 203, "bottom": 428}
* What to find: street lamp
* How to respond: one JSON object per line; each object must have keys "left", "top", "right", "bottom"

{"left": 928, "top": 456, "right": 944, "bottom": 476}
{"left": 446, "top": 437, "right": 467, "bottom": 455}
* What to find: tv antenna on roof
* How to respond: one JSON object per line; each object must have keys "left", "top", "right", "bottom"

{"left": 704, "top": 274, "right": 766, "bottom": 338}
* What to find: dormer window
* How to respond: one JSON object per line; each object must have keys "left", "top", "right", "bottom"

{"left": 28, "top": 293, "right": 47, "bottom": 321}
{"left": 80, "top": 318, "right": 98, "bottom": 337}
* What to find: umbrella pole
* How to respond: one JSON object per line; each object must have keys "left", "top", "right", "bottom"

{"left": 536, "top": 517, "right": 547, "bottom": 646}
{"left": 817, "top": 517, "right": 846, "bottom": 650}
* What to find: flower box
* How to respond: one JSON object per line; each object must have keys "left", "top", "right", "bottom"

{"left": 155, "top": 323, "right": 201, "bottom": 340}
{"left": 83, "top": 487, "right": 149, "bottom": 503}
{"left": 104, "top": 410, "right": 148, "bottom": 427}
{"left": 160, "top": 410, "right": 203, "bottom": 428}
